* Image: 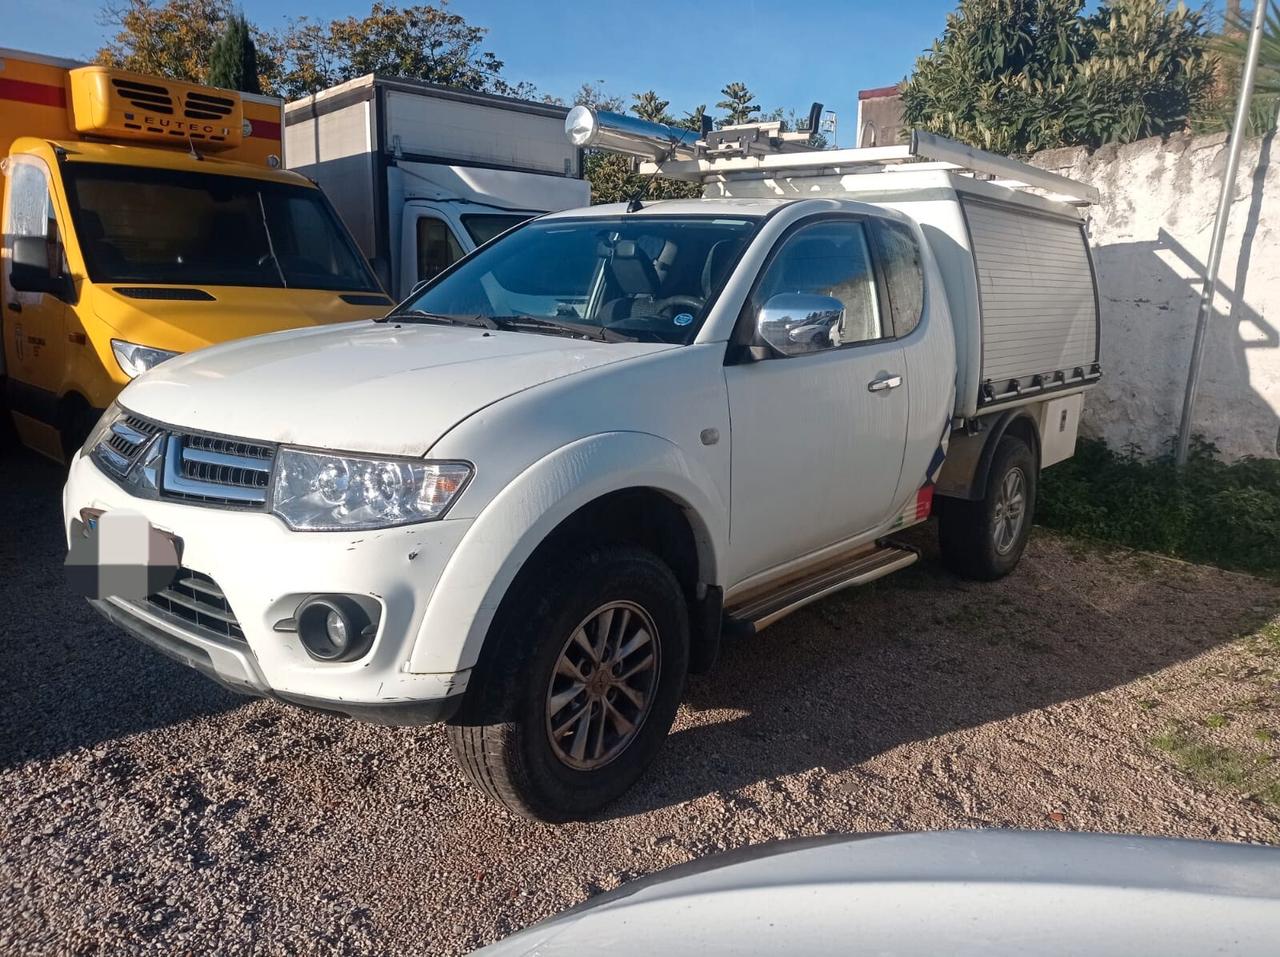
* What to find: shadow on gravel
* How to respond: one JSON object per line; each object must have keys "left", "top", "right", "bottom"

{"left": 0, "top": 449, "right": 242, "bottom": 769}
{"left": 611, "top": 526, "right": 1280, "bottom": 818}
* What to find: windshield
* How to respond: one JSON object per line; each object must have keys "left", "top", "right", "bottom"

{"left": 60, "top": 162, "right": 380, "bottom": 292}
{"left": 461, "top": 213, "right": 533, "bottom": 246}
{"left": 401, "top": 215, "right": 758, "bottom": 344}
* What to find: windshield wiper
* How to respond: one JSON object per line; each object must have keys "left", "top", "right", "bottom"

{"left": 492, "top": 315, "right": 636, "bottom": 343}
{"left": 383, "top": 310, "right": 500, "bottom": 330}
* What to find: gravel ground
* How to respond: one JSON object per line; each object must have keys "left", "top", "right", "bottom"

{"left": 2, "top": 447, "right": 1278, "bottom": 955}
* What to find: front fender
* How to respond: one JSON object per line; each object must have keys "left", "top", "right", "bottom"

{"left": 406, "top": 430, "right": 726, "bottom": 675}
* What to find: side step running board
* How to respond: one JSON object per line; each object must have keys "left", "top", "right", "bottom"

{"left": 723, "top": 542, "right": 919, "bottom": 636}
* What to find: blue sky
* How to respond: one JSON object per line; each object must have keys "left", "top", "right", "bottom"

{"left": 7, "top": 0, "right": 1228, "bottom": 148}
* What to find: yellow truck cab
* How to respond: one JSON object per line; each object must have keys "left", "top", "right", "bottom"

{"left": 0, "top": 49, "right": 392, "bottom": 460}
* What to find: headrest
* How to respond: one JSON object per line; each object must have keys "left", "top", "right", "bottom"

{"left": 701, "top": 240, "right": 739, "bottom": 295}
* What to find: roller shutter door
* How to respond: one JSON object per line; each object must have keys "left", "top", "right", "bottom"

{"left": 963, "top": 199, "right": 1098, "bottom": 387}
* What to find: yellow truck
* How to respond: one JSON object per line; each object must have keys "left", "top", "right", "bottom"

{"left": 0, "top": 49, "right": 393, "bottom": 460}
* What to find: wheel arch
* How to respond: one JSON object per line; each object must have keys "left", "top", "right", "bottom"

{"left": 407, "top": 431, "right": 726, "bottom": 676}
{"left": 937, "top": 409, "right": 1042, "bottom": 502}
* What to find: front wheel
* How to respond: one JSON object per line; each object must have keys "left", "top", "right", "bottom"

{"left": 447, "top": 545, "right": 689, "bottom": 822}
{"left": 937, "top": 434, "right": 1037, "bottom": 581}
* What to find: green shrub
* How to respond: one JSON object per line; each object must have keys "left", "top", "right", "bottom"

{"left": 1036, "top": 437, "right": 1280, "bottom": 574}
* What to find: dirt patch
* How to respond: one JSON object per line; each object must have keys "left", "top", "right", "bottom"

{"left": 2, "top": 450, "right": 1278, "bottom": 955}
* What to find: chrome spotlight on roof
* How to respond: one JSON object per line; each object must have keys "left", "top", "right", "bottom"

{"left": 565, "top": 105, "right": 701, "bottom": 162}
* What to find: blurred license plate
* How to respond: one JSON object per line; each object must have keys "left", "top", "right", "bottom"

{"left": 66, "top": 508, "right": 181, "bottom": 600}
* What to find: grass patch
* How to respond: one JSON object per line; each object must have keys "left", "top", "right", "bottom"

{"left": 1152, "top": 726, "right": 1280, "bottom": 808}
{"left": 1037, "top": 437, "right": 1280, "bottom": 576}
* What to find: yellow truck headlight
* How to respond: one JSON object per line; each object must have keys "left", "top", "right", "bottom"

{"left": 111, "top": 339, "right": 180, "bottom": 379}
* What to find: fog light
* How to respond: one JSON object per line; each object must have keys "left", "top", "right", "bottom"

{"left": 295, "top": 596, "right": 375, "bottom": 662}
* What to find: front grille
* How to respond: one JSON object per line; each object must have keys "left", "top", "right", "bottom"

{"left": 97, "top": 415, "right": 163, "bottom": 476}
{"left": 144, "top": 569, "right": 245, "bottom": 643}
{"left": 162, "top": 432, "right": 274, "bottom": 507}
{"left": 91, "top": 411, "right": 277, "bottom": 509}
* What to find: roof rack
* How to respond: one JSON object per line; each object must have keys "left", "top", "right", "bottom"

{"left": 649, "top": 130, "right": 1099, "bottom": 206}
{"left": 563, "top": 109, "right": 1098, "bottom": 207}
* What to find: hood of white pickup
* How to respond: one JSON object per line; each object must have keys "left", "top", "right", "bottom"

{"left": 118, "top": 320, "right": 673, "bottom": 456}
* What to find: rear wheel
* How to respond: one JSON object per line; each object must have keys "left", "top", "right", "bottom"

{"left": 447, "top": 544, "right": 689, "bottom": 822}
{"left": 938, "top": 434, "right": 1036, "bottom": 581}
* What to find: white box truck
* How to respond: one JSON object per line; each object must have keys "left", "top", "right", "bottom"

{"left": 284, "top": 74, "right": 590, "bottom": 298}
{"left": 65, "top": 111, "right": 1102, "bottom": 822}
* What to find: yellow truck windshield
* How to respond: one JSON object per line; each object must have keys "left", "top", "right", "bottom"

{"left": 60, "top": 162, "right": 380, "bottom": 292}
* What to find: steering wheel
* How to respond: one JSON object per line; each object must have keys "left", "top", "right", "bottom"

{"left": 650, "top": 295, "right": 705, "bottom": 317}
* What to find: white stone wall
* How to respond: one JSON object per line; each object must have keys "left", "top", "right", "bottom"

{"left": 1030, "top": 132, "right": 1280, "bottom": 461}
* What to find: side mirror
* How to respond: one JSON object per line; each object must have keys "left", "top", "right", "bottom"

{"left": 756, "top": 293, "right": 845, "bottom": 357}
{"left": 10, "top": 236, "right": 70, "bottom": 299}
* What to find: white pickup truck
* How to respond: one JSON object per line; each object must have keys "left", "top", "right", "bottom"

{"left": 64, "top": 114, "right": 1101, "bottom": 821}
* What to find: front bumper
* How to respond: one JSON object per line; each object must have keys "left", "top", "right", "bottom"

{"left": 66, "top": 450, "right": 473, "bottom": 723}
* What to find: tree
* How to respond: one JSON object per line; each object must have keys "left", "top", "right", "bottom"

{"left": 680, "top": 104, "right": 709, "bottom": 132}
{"left": 271, "top": 3, "right": 511, "bottom": 98}
{"left": 572, "top": 81, "right": 624, "bottom": 112}
{"left": 901, "top": 0, "right": 1216, "bottom": 154}
{"left": 1208, "top": 1, "right": 1280, "bottom": 134}
{"left": 716, "top": 81, "right": 760, "bottom": 126}
{"left": 97, "top": 0, "right": 233, "bottom": 82}
{"left": 207, "top": 11, "right": 261, "bottom": 94}
{"left": 632, "top": 90, "right": 675, "bottom": 124}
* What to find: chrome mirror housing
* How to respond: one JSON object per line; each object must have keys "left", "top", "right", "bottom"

{"left": 756, "top": 293, "right": 845, "bottom": 357}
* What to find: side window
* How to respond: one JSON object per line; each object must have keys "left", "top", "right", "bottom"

{"left": 753, "top": 219, "right": 884, "bottom": 352}
{"left": 416, "top": 216, "right": 463, "bottom": 283}
{"left": 871, "top": 219, "right": 925, "bottom": 338}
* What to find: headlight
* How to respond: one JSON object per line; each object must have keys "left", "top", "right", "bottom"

{"left": 82, "top": 402, "right": 122, "bottom": 456}
{"left": 271, "top": 448, "right": 472, "bottom": 531}
{"left": 111, "top": 339, "right": 180, "bottom": 379}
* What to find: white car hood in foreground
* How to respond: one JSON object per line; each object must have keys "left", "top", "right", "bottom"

{"left": 474, "top": 830, "right": 1280, "bottom": 957}
{"left": 118, "top": 321, "right": 673, "bottom": 455}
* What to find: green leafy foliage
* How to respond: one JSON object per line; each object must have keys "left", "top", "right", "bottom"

{"left": 902, "top": 0, "right": 1217, "bottom": 154}
{"left": 632, "top": 90, "right": 675, "bottom": 124}
{"left": 1036, "top": 437, "right": 1280, "bottom": 575}
{"left": 716, "top": 82, "right": 761, "bottom": 126}
{"left": 206, "top": 12, "right": 261, "bottom": 94}
{"left": 98, "top": 0, "right": 247, "bottom": 84}
{"left": 1198, "top": 1, "right": 1280, "bottom": 135}
{"left": 267, "top": 2, "right": 512, "bottom": 98}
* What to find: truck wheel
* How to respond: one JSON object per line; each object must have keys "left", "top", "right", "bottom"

{"left": 937, "top": 435, "right": 1036, "bottom": 581}
{"left": 447, "top": 544, "right": 689, "bottom": 822}
{"left": 60, "top": 401, "right": 100, "bottom": 463}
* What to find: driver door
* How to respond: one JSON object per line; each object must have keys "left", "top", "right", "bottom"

{"left": 724, "top": 216, "right": 909, "bottom": 584}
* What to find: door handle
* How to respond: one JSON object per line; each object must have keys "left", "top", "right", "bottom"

{"left": 6, "top": 302, "right": 20, "bottom": 314}
{"left": 867, "top": 374, "right": 903, "bottom": 393}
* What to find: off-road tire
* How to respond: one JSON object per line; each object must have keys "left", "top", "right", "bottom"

{"left": 938, "top": 435, "right": 1036, "bottom": 581}
{"left": 447, "top": 544, "right": 689, "bottom": 822}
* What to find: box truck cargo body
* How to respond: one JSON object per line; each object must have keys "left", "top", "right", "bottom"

{"left": 285, "top": 74, "right": 590, "bottom": 298}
